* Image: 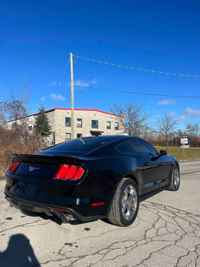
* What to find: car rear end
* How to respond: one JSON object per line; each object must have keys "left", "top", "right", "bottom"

{"left": 4, "top": 153, "right": 104, "bottom": 224}
{"left": 4, "top": 136, "right": 128, "bottom": 224}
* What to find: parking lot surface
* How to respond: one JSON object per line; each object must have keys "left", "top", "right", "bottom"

{"left": 0, "top": 161, "right": 200, "bottom": 267}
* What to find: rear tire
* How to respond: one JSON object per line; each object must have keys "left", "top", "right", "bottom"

{"left": 167, "top": 166, "right": 180, "bottom": 191}
{"left": 107, "top": 178, "right": 139, "bottom": 227}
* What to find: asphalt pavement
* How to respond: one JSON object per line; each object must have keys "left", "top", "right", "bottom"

{"left": 0, "top": 161, "right": 200, "bottom": 267}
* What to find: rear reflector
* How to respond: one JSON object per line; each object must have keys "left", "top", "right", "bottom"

{"left": 91, "top": 201, "right": 105, "bottom": 208}
{"left": 7, "top": 160, "right": 21, "bottom": 173}
{"left": 54, "top": 164, "right": 85, "bottom": 181}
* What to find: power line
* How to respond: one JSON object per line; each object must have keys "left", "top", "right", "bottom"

{"left": 75, "top": 55, "right": 200, "bottom": 79}
{"left": 75, "top": 84, "right": 200, "bottom": 99}
{"left": 119, "top": 90, "right": 200, "bottom": 99}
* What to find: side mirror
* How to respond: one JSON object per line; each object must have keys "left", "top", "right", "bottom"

{"left": 160, "top": 149, "right": 167, "bottom": 156}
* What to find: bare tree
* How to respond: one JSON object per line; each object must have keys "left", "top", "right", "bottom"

{"left": 3, "top": 99, "right": 27, "bottom": 121}
{"left": 0, "top": 102, "right": 5, "bottom": 126}
{"left": 158, "top": 114, "right": 177, "bottom": 146}
{"left": 112, "top": 104, "right": 147, "bottom": 137}
{"left": 185, "top": 123, "right": 200, "bottom": 137}
{"left": 0, "top": 99, "right": 45, "bottom": 175}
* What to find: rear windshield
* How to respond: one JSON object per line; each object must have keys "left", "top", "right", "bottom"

{"left": 39, "top": 137, "right": 112, "bottom": 156}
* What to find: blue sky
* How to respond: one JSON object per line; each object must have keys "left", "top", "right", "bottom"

{"left": 1, "top": 0, "right": 200, "bottom": 129}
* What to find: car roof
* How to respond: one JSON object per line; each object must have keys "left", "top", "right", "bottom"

{"left": 81, "top": 135, "right": 147, "bottom": 144}
{"left": 40, "top": 135, "right": 131, "bottom": 157}
{"left": 80, "top": 135, "right": 129, "bottom": 143}
{"left": 40, "top": 135, "right": 153, "bottom": 157}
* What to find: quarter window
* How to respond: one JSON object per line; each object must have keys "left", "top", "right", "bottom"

{"left": 91, "top": 120, "right": 99, "bottom": 129}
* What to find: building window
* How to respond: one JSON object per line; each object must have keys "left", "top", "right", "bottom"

{"left": 91, "top": 120, "right": 99, "bottom": 129}
{"left": 106, "top": 121, "right": 111, "bottom": 130}
{"left": 65, "top": 117, "right": 71, "bottom": 127}
{"left": 77, "top": 133, "right": 82, "bottom": 138}
{"left": 65, "top": 133, "right": 71, "bottom": 141}
{"left": 28, "top": 125, "right": 33, "bottom": 131}
{"left": 52, "top": 132, "right": 55, "bottom": 145}
{"left": 114, "top": 121, "right": 119, "bottom": 130}
{"left": 77, "top": 118, "right": 82, "bottom": 128}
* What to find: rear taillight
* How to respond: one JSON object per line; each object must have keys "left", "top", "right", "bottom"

{"left": 54, "top": 164, "right": 85, "bottom": 181}
{"left": 7, "top": 160, "right": 21, "bottom": 173}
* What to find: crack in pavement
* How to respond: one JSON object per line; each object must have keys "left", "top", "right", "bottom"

{"left": 36, "top": 201, "right": 200, "bottom": 267}
{"left": 1, "top": 163, "right": 200, "bottom": 267}
{"left": 0, "top": 219, "right": 48, "bottom": 234}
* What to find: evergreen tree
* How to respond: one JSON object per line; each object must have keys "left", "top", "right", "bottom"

{"left": 35, "top": 108, "right": 51, "bottom": 137}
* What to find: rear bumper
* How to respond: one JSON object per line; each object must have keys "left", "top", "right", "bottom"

{"left": 5, "top": 192, "right": 103, "bottom": 224}
{"left": 4, "top": 172, "right": 108, "bottom": 223}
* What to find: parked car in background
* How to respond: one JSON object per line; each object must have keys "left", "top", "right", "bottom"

{"left": 4, "top": 135, "right": 180, "bottom": 226}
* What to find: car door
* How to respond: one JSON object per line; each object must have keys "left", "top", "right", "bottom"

{"left": 130, "top": 139, "right": 160, "bottom": 193}
{"left": 140, "top": 142, "right": 172, "bottom": 193}
{"left": 115, "top": 139, "right": 160, "bottom": 194}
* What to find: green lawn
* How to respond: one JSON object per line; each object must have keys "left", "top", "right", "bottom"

{"left": 156, "top": 146, "right": 200, "bottom": 161}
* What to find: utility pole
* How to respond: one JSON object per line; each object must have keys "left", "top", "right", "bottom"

{"left": 69, "top": 52, "right": 75, "bottom": 139}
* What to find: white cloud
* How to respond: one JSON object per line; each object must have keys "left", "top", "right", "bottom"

{"left": 50, "top": 93, "right": 66, "bottom": 101}
{"left": 48, "top": 79, "right": 96, "bottom": 88}
{"left": 74, "top": 79, "right": 96, "bottom": 88}
{"left": 184, "top": 107, "right": 200, "bottom": 117}
{"left": 158, "top": 99, "right": 176, "bottom": 105}
{"left": 167, "top": 111, "right": 176, "bottom": 117}
{"left": 40, "top": 96, "right": 46, "bottom": 102}
{"left": 48, "top": 81, "right": 62, "bottom": 87}
{"left": 174, "top": 114, "right": 187, "bottom": 123}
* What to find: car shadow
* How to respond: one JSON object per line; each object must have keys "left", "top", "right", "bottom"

{"left": 0, "top": 233, "right": 41, "bottom": 267}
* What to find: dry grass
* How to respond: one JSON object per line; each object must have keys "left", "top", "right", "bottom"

{"left": 156, "top": 146, "right": 200, "bottom": 161}
{"left": 0, "top": 126, "right": 44, "bottom": 176}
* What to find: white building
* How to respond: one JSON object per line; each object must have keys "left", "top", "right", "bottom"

{"left": 7, "top": 107, "right": 124, "bottom": 144}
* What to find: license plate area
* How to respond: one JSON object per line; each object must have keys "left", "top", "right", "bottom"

{"left": 10, "top": 182, "right": 39, "bottom": 199}
{"left": 15, "top": 162, "right": 58, "bottom": 179}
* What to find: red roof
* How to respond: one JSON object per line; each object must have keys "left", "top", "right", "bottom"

{"left": 54, "top": 108, "right": 119, "bottom": 117}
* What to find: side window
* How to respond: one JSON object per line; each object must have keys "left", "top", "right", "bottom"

{"left": 133, "top": 140, "right": 158, "bottom": 156}
{"left": 132, "top": 141, "right": 149, "bottom": 154}
{"left": 115, "top": 140, "right": 136, "bottom": 154}
{"left": 146, "top": 143, "right": 158, "bottom": 156}
{"left": 116, "top": 138, "right": 157, "bottom": 156}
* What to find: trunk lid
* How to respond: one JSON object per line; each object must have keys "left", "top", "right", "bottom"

{"left": 6, "top": 154, "right": 87, "bottom": 205}
{"left": 10, "top": 153, "right": 85, "bottom": 179}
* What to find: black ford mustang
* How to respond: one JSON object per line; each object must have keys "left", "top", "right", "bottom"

{"left": 4, "top": 135, "right": 180, "bottom": 227}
